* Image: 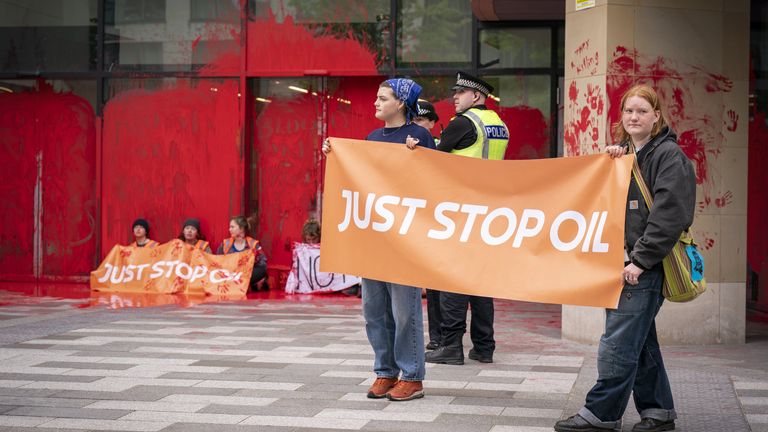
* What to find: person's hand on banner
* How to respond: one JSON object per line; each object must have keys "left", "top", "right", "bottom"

{"left": 622, "top": 262, "right": 644, "bottom": 285}
{"left": 405, "top": 135, "right": 420, "bottom": 150}
{"left": 322, "top": 138, "right": 331, "bottom": 155}
{"left": 606, "top": 145, "right": 626, "bottom": 158}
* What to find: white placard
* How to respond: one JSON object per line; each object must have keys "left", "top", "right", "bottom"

{"left": 285, "top": 243, "right": 361, "bottom": 294}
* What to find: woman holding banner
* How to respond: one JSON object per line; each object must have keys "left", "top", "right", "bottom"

{"left": 177, "top": 218, "right": 212, "bottom": 253}
{"left": 322, "top": 78, "right": 434, "bottom": 402}
{"left": 556, "top": 85, "right": 696, "bottom": 432}
{"left": 217, "top": 216, "right": 268, "bottom": 292}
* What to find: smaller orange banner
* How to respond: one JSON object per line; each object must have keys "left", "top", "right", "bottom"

{"left": 90, "top": 239, "right": 254, "bottom": 297}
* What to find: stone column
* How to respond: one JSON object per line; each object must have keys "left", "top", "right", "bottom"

{"left": 562, "top": 0, "right": 749, "bottom": 345}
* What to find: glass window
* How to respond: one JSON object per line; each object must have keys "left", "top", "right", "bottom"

{"left": 191, "top": 0, "right": 236, "bottom": 22}
{"left": 248, "top": 0, "right": 390, "bottom": 74}
{"left": 0, "top": 79, "right": 98, "bottom": 277}
{"left": 105, "top": 0, "right": 240, "bottom": 72}
{"left": 558, "top": 25, "right": 565, "bottom": 69}
{"left": 114, "top": 0, "right": 166, "bottom": 24}
{"left": 483, "top": 75, "right": 552, "bottom": 159}
{"left": 249, "top": 77, "right": 324, "bottom": 267}
{"left": 397, "top": 0, "right": 472, "bottom": 68}
{"left": 479, "top": 28, "right": 551, "bottom": 69}
{"left": 0, "top": 0, "right": 97, "bottom": 72}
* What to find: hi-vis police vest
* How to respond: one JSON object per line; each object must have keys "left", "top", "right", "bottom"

{"left": 221, "top": 237, "right": 258, "bottom": 254}
{"left": 451, "top": 108, "right": 509, "bottom": 160}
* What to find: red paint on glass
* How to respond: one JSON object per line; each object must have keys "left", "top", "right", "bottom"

{"left": 253, "top": 77, "right": 382, "bottom": 273}
{"left": 748, "top": 108, "right": 768, "bottom": 310}
{"left": 247, "top": 13, "right": 379, "bottom": 76}
{"left": 252, "top": 89, "right": 321, "bottom": 269}
{"left": 101, "top": 79, "right": 243, "bottom": 257}
{"left": 498, "top": 105, "right": 549, "bottom": 159}
{"left": 0, "top": 87, "right": 96, "bottom": 279}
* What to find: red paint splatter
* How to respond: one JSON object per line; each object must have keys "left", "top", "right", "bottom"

{"left": 725, "top": 110, "right": 739, "bottom": 132}
{"left": 715, "top": 191, "right": 733, "bottom": 208}
{"left": 605, "top": 45, "right": 732, "bottom": 212}
{"left": 101, "top": 79, "right": 243, "bottom": 257}
{"left": 570, "top": 39, "right": 599, "bottom": 75}
{"left": 247, "top": 13, "right": 380, "bottom": 75}
{"left": 677, "top": 129, "right": 709, "bottom": 185}
{"left": 694, "top": 68, "right": 734, "bottom": 93}
{"left": 563, "top": 80, "right": 604, "bottom": 155}
{"left": 497, "top": 105, "right": 549, "bottom": 159}
{"left": 568, "top": 81, "right": 579, "bottom": 103}
{"left": 254, "top": 77, "right": 382, "bottom": 269}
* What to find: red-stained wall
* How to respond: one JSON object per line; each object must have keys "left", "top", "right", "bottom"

{"left": 0, "top": 86, "right": 96, "bottom": 279}
{"left": 100, "top": 79, "right": 243, "bottom": 255}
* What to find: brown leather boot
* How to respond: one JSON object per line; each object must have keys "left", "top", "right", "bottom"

{"left": 366, "top": 377, "right": 398, "bottom": 399}
{"left": 386, "top": 380, "right": 424, "bottom": 401}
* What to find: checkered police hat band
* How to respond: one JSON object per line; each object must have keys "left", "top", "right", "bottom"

{"left": 456, "top": 78, "right": 490, "bottom": 95}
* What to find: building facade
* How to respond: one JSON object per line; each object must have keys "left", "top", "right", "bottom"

{"left": 0, "top": 0, "right": 765, "bottom": 343}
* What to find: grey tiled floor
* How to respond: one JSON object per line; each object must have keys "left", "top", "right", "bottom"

{"left": 0, "top": 290, "right": 766, "bottom": 432}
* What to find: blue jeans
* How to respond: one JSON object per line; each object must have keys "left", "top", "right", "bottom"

{"left": 362, "top": 278, "right": 425, "bottom": 381}
{"left": 579, "top": 269, "right": 676, "bottom": 430}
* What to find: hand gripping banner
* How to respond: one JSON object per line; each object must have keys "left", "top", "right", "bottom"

{"left": 320, "top": 138, "right": 634, "bottom": 308}
{"left": 90, "top": 239, "right": 254, "bottom": 297}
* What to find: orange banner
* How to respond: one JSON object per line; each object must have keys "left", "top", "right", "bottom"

{"left": 90, "top": 239, "right": 254, "bottom": 297}
{"left": 320, "top": 138, "right": 635, "bottom": 308}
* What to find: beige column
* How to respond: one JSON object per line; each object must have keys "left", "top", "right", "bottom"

{"left": 562, "top": 0, "right": 749, "bottom": 344}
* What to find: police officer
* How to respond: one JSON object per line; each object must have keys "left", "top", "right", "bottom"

{"left": 413, "top": 100, "right": 441, "bottom": 147}
{"left": 426, "top": 71, "right": 509, "bottom": 365}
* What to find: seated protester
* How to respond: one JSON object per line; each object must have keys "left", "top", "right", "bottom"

{"left": 301, "top": 218, "right": 321, "bottom": 244}
{"left": 217, "top": 215, "right": 268, "bottom": 291}
{"left": 177, "top": 218, "right": 212, "bottom": 253}
{"left": 130, "top": 218, "right": 159, "bottom": 248}
{"left": 301, "top": 218, "right": 359, "bottom": 297}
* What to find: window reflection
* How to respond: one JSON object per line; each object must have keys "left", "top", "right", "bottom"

{"left": 397, "top": 0, "right": 472, "bottom": 68}
{"left": 249, "top": 0, "right": 390, "bottom": 72}
{"left": 105, "top": 0, "right": 240, "bottom": 72}
{"left": 0, "top": 0, "right": 97, "bottom": 72}
{"left": 480, "top": 28, "right": 551, "bottom": 69}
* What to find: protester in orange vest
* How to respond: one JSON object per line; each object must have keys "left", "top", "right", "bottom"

{"left": 130, "top": 218, "right": 159, "bottom": 248}
{"left": 177, "top": 218, "right": 212, "bottom": 253}
{"left": 217, "top": 215, "right": 268, "bottom": 291}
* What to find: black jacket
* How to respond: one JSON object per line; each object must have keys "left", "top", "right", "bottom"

{"left": 436, "top": 105, "right": 489, "bottom": 152}
{"left": 624, "top": 126, "right": 697, "bottom": 271}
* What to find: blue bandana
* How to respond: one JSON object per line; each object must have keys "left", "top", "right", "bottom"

{"left": 386, "top": 78, "right": 422, "bottom": 122}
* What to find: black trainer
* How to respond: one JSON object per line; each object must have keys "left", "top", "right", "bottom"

{"left": 632, "top": 418, "right": 675, "bottom": 432}
{"left": 468, "top": 348, "right": 493, "bottom": 363}
{"left": 554, "top": 414, "right": 617, "bottom": 432}
{"left": 425, "top": 341, "right": 440, "bottom": 350}
{"left": 425, "top": 344, "right": 464, "bottom": 365}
